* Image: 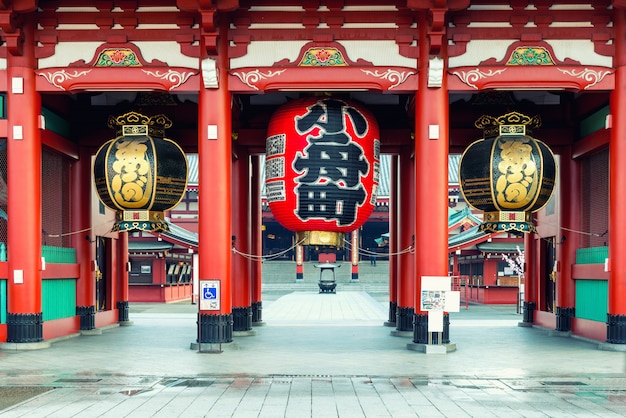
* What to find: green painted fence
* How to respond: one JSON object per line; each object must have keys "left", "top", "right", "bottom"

{"left": 0, "top": 279, "right": 76, "bottom": 323}
{"left": 42, "top": 246, "right": 77, "bottom": 264}
{"left": 575, "top": 279, "right": 608, "bottom": 322}
{"left": 0, "top": 279, "right": 5, "bottom": 324}
{"left": 42, "top": 279, "right": 76, "bottom": 321}
{"left": 575, "top": 246, "right": 608, "bottom": 265}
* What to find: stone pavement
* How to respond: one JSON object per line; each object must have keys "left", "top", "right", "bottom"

{"left": 1, "top": 261, "right": 626, "bottom": 417}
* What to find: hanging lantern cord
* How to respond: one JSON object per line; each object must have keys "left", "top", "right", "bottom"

{"left": 232, "top": 236, "right": 307, "bottom": 262}
{"left": 342, "top": 238, "right": 414, "bottom": 257}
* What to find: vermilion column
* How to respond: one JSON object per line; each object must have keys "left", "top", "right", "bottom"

{"left": 197, "top": 28, "right": 233, "bottom": 349}
{"left": 250, "top": 155, "right": 264, "bottom": 325}
{"left": 232, "top": 150, "right": 253, "bottom": 333}
{"left": 117, "top": 233, "right": 130, "bottom": 324}
{"left": 385, "top": 154, "right": 398, "bottom": 327}
{"left": 413, "top": 13, "right": 450, "bottom": 345}
{"left": 608, "top": 8, "right": 626, "bottom": 344}
{"left": 6, "top": 18, "right": 44, "bottom": 344}
{"left": 350, "top": 230, "right": 359, "bottom": 281}
{"left": 555, "top": 148, "right": 579, "bottom": 332}
{"left": 394, "top": 149, "right": 414, "bottom": 335}
{"left": 522, "top": 232, "right": 538, "bottom": 324}
{"left": 72, "top": 147, "right": 96, "bottom": 331}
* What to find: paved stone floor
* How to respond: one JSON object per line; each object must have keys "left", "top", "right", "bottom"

{"left": 1, "top": 261, "right": 625, "bottom": 417}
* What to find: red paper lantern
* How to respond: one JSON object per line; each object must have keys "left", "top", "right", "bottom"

{"left": 265, "top": 96, "right": 380, "bottom": 246}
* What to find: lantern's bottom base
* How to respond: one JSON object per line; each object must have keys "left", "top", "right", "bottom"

{"left": 113, "top": 210, "right": 168, "bottom": 232}
{"left": 113, "top": 220, "right": 169, "bottom": 232}
{"left": 296, "top": 231, "right": 344, "bottom": 247}
{"left": 479, "top": 221, "right": 536, "bottom": 234}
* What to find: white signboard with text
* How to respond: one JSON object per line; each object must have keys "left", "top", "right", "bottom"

{"left": 200, "top": 280, "right": 220, "bottom": 311}
{"left": 421, "top": 276, "right": 460, "bottom": 332}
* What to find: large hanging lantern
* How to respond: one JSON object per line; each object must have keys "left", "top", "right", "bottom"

{"left": 265, "top": 96, "right": 380, "bottom": 246}
{"left": 93, "top": 112, "right": 188, "bottom": 232}
{"left": 459, "top": 112, "right": 556, "bottom": 233}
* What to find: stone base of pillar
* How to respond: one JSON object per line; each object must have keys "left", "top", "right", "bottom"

{"left": 0, "top": 340, "right": 51, "bottom": 351}
{"left": 190, "top": 341, "right": 240, "bottom": 352}
{"left": 197, "top": 313, "right": 233, "bottom": 344}
{"left": 607, "top": 314, "right": 626, "bottom": 344}
{"left": 390, "top": 330, "right": 413, "bottom": 337}
{"left": 383, "top": 301, "right": 397, "bottom": 327}
{"left": 7, "top": 313, "right": 43, "bottom": 343}
{"left": 77, "top": 305, "right": 96, "bottom": 331}
{"left": 406, "top": 342, "right": 457, "bottom": 354}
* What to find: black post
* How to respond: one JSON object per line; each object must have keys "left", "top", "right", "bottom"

{"left": 116, "top": 301, "right": 130, "bottom": 323}
{"left": 396, "top": 306, "right": 413, "bottom": 331}
{"left": 77, "top": 305, "right": 96, "bottom": 330}
{"left": 233, "top": 306, "right": 252, "bottom": 331}
{"left": 412, "top": 313, "right": 428, "bottom": 344}
{"left": 555, "top": 306, "right": 574, "bottom": 332}
{"left": 7, "top": 313, "right": 43, "bottom": 343}
{"left": 251, "top": 301, "right": 263, "bottom": 323}
{"left": 607, "top": 314, "right": 626, "bottom": 344}
{"left": 197, "top": 313, "right": 233, "bottom": 343}
{"left": 523, "top": 301, "right": 536, "bottom": 323}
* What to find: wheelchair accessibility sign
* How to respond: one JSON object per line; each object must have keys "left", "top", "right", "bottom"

{"left": 200, "top": 280, "right": 220, "bottom": 311}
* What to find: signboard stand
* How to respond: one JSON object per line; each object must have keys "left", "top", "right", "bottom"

{"left": 192, "top": 279, "right": 223, "bottom": 353}
{"left": 407, "top": 276, "right": 459, "bottom": 354}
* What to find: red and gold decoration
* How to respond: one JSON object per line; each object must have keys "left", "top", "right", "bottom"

{"left": 93, "top": 112, "right": 188, "bottom": 232}
{"left": 459, "top": 112, "right": 556, "bottom": 233}
{"left": 265, "top": 96, "right": 380, "bottom": 246}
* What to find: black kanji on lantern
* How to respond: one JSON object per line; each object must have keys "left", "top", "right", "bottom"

{"left": 294, "top": 142, "right": 367, "bottom": 187}
{"left": 297, "top": 183, "right": 366, "bottom": 226}
{"left": 292, "top": 98, "right": 370, "bottom": 225}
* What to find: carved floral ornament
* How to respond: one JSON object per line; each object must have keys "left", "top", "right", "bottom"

{"left": 451, "top": 44, "right": 613, "bottom": 91}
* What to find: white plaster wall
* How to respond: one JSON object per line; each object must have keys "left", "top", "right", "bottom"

{"left": 38, "top": 41, "right": 198, "bottom": 69}
{"left": 230, "top": 40, "right": 416, "bottom": 69}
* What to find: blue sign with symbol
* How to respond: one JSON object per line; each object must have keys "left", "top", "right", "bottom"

{"left": 203, "top": 287, "right": 217, "bottom": 300}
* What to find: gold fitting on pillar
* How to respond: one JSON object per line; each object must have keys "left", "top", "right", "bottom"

{"left": 296, "top": 231, "right": 343, "bottom": 247}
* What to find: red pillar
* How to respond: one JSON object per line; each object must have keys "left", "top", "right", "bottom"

{"left": 232, "top": 150, "right": 252, "bottom": 332}
{"left": 395, "top": 149, "right": 414, "bottom": 333}
{"left": 555, "top": 148, "right": 580, "bottom": 332}
{"left": 385, "top": 154, "right": 398, "bottom": 326}
{"left": 522, "top": 232, "right": 538, "bottom": 324}
{"left": 413, "top": 14, "right": 450, "bottom": 345}
{"left": 116, "top": 233, "right": 130, "bottom": 324}
{"left": 250, "top": 155, "right": 264, "bottom": 324}
{"left": 350, "top": 230, "right": 359, "bottom": 281}
{"left": 295, "top": 244, "right": 304, "bottom": 281}
{"left": 6, "top": 17, "right": 44, "bottom": 343}
{"left": 197, "top": 27, "right": 233, "bottom": 347}
{"left": 608, "top": 7, "right": 626, "bottom": 344}
{"left": 71, "top": 147, "right": 96, "bottom": 330}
